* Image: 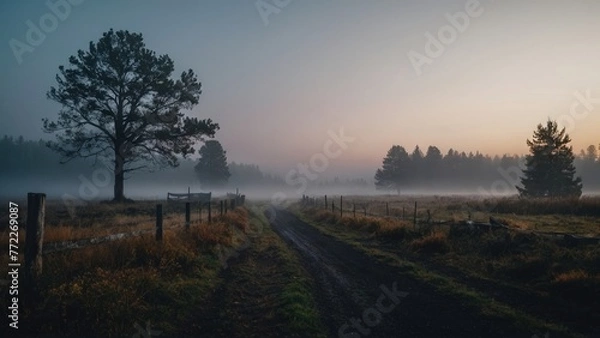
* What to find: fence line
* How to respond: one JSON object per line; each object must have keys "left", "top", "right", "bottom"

{"left": 20, "top": 192, "right": 247, "bottom": 284}
{"left": 44, "top": 229, "right": 154, "bottom": 254}
{"left": 301, "top": 194, "right": 432, "bottom": 224}
{"left": 299, "top": 194, "right": 600, "bottom": 242}
{"left": 41, "top": 198, "right": 245, "bottom": 252}
{"left": 25, "top": 193, "right": 45, "bottom": 289}
{"left": 167, "top": 191, "right": 211, "bottom": 203}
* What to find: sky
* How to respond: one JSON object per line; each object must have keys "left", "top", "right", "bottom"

{"left": 1, "top": 0, "right": 599, "bottom": 179}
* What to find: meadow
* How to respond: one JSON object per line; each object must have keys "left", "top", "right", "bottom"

{"left": 1, "top": 195, "right": 598, "bottom": 336}
{"left": 0, "top": 200, "right": 251, "bottom": 337}
{"left": 310, "top": 194, "right": 600, "bottom": 236}
{"left": 292, "top": 195, "right": 600, "bottom": 336}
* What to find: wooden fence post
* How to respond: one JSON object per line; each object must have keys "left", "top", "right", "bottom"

{"left": 220, "top": 200, "right": 224, "bottom": 216}
{"left": 185, "top": 202, "right": 190, "bottom": 229}
{"left": 353, "top": 204, "right": 356, "bottom": 218}
{"left": 224, "top": 200, "right": 228, "bottom": 214}
{"left": 231, "top": 199, "right": 236, "bottom": 210}
{"left": 25, "top": 193, "right": 45, "bottom": 286}
{"left": 340, "top": 196, "right": 343, "bottom": 218}
{"left": 325, "top": 195, "right": 328, "bottom": 210}
{"left": 156, "top": 204, "right": 163, "bottom": 241}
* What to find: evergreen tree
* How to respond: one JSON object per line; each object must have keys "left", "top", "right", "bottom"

{"left": 374, "top": 145, "right": 410, "bottom": 194}
{"left": 423, "top": 146, "right": 443, "bottom": 186}
{"left": 585, "top": 145, "right": 598, "bottom": 162}
{"left": 228, "top": 162, "right": 265, "bottom": 187}
{"left": 43, "top": 29, "right": 218, "bottom": 201}
{"left": 410, "top": 145, "right": 424, "bottom": 184}
{"left": 517, "top": 120, "right": 582, "bottom": 198}
{"left": 194, "top": 140, "right": 230, "bottom": 189}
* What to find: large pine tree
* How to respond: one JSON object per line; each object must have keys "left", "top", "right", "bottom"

{"left": 374, "top": 145, "right": 410, "bottom": 194}
{"left": 517, "top": 120, "right": 582, "bottom": 198}
{"left": 194, "top": 140, "right": 231, "bottom": 189}
{"left": 43, "top": 29, "right": 218, "bottom": 202}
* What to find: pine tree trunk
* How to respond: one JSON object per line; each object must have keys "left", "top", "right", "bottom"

{"left": 113, "top": 151, "right": 125, "bottom": 202}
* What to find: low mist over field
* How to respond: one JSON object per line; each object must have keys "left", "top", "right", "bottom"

{"left": 1, "top": 1, "right": 600, "bottom": 202}
{"left": 1, "top": 135, "right": 599, "bottom": 201}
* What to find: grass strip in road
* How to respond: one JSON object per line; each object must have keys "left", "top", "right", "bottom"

{"left": 227, "top": 205, "right": 327, "bottom": 337}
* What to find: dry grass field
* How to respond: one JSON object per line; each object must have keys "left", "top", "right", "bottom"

{"left": 0, "top": 200, "right": 251, "bottom": 337}
{"left": 317, "top": 195, "right": 600, "bottom": 236}
{"left": 292, "top": 195, "right": 600, "bottom": 336}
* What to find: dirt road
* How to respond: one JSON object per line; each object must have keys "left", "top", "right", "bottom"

{"left": 269, "top": 208, "right": 543, "bottom": 338}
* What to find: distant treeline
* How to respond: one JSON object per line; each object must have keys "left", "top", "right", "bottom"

{"left": 374, "top": 145, "right": 600, "bottom": 193}
{"left": 0, "top": 136, "right": 314, "bottom": 191}
{"left": 0, "top": 136, "right": 94, "bottom": 178}
{"left": 228, "top": 162, "right": 284, "bottom": 187}
{"left": 0, "top": 136, "right": 288, "bottom": 189}
{"left": 2, "top": 136, "right": 599, "bottom": 193}
{"left": 228, "top": 162, "right": 369, "bottom": 189}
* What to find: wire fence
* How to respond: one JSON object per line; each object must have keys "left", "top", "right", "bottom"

{"left": 299, "top": 194, "right": 600, "bottom": 243}
{"left": 10, "top": 192, "right": 248, "bottom": 288}
{"left": 42, "top": 197, "right": 245, "bottom": 252}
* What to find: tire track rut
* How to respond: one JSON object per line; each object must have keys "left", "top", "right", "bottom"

{"left": 269, "top": 208, "right": 544, "bottom": 338}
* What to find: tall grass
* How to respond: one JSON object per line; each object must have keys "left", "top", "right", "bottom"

{"left": 311, "top": 208, "right": 414, "bottom": 239}
{"left": 492, "top": 196, "right": 600, "bottom": 216}
{"left": 12, "top": 207, "right": 250, "bottom": 337}
{"left": 298, "top": 202, "right": 600, "bottom": 310}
